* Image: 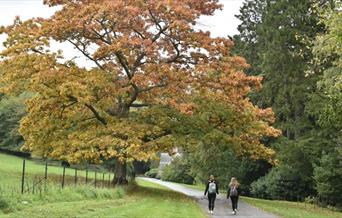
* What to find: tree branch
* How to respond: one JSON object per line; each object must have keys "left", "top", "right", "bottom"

{"left": 67, "top": 39, "right": 109, "bottom": 73}
{"left": 131, "top": 103, "right": 151, "bottom": 108}
{"left": 115, "top": 51, "right": 132, "bottom": 79}
{"left": 142, "top": 130, "right": 172, "bottom": 143}
{"left": 84, "top": 103, "right": 107, "bottom": 125}
{"left": 166, "top": 40, "right": 181, "bottom": 63}
{"left": 138, "top": 82, "right": 167, "bottom": 93}
{"left": 133, "top": 28, "right": 146, "bottom": 39}
{"left": 66, "top": 94, "right": 107, "bottom": 125}
{"left": 60, "top": 101, "right": 77, "bottom": 116}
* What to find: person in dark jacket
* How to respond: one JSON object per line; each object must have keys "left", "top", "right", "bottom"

{"left": 227, "top": 177, "right": 239, "bottom": 215}
{"left": 204, "top": 175, "right": 219, "bottom": 214}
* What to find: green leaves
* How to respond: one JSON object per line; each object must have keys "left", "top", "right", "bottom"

{"left": 0, "top": 93, "right": 30, "bottom": 150}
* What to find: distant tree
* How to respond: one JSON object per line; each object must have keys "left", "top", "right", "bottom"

{"left": 233, "top": 0, "right": 266, "bottom": 76}
{"left": 311, "top": 2, "right": 342, "bottom": 206}
{"left": 0, "top": 93, "right": 28, "bottom": 150}
{"left": 308, "top": 0, "right": 342, "bottom": 139}
{"left": 314, "top": 150, "right": 342, "bottom": 206}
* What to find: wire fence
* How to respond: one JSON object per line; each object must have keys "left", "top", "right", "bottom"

{"left": 16, "top": 159, "right": 128, "bottom": 195}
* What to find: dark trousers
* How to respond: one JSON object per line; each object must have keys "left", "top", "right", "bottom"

{"left": 208, "top": 193, "right": 216, "bottom": 210}
{"left": 230, "top": 196, "right": 239, "bottom": 210}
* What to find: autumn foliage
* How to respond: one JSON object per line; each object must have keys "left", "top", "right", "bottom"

{"left": 0, "top": 0, "right": 280, "bottom": 174}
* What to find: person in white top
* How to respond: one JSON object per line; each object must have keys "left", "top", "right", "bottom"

{"left": 204, "top": 175, "right": 219, "bottom": 214}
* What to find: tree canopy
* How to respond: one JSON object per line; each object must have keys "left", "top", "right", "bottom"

{"left": 0, "top": 0, "right": 280, "bottom": 184}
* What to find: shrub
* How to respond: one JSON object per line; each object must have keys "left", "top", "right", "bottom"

{"left": 161, "top": 157, "right": 194, "bottom": 184}
{"left": 0, "top": 195, "right": 9, "bottom": 210}
{"left": 145, "top": 168, "right": 160, "bottom": 178}
{"left": 251, "top": 142, "right": 315, "bottom": 201}
{"left": 251, "top": 164, "right": 314, "bottom": 200}
{"left": 250, "top": 176, "right": 269, "bottom": 198}
{"left": 314, "top": 151, "right": 342, "bottom": 208}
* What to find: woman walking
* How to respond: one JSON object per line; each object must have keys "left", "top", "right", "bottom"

{"left": 204, "top": 175, "right": 219, "bottom": 214}
{"left": 227, "top": 177, "right": 239, "bottom": 215}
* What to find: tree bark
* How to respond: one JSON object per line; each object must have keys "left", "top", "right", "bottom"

{"left": 113, "top": 160, "right": 128, "bottom": 185}
{"left": 111, "top": 101, "right": 130, "bottom": 185}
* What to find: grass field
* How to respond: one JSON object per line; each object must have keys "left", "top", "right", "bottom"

{"left": 243, "top": 196, "right": 342, "bottom": 218}
{"left": 0, "top": 153, "right": 205, "bottom": 217}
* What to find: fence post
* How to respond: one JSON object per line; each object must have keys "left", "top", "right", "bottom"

{"left": 108, "top": 173, "right": 111, "bottom": 187}
{"left": 62, "top": 166, "right": 66, "bottom": 189}
{"left": 86, "top": 168, "right": 88, "bottom": 185}
{"left": 45, "top": 161, "right": 48, "bottom": 191}
{"left": 32, "top": 179, "right": 35, "bottom": 194}
{"left": 21, "top": 159, "right": 26, "bottom": 194}
{"left": 74, "top": 169, "right": 78, "bottom": 185}
{"left": 112, "top": 173, "right": 114, "bottom": 187}
{"left": 95, "top": 171, "right": 97, "bottom": 188}
{"left": 102, "top": 173, "right": 105, "bottom": 188}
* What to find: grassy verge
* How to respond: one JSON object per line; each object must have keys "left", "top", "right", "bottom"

{"left": 0, "top": 154, "right": 205, "bottom": 217}
{"left": 0, "top": 184, "right": 125, "bottom": 214}
{"left": 243, "top": 196, "right": 342, "bottom": 218}
{"left": 0, "top": 178, "right": 205, "bottom": 218}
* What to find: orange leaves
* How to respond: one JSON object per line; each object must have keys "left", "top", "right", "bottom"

{"left": 0, "top": 18, "right": 50, "bottom": 57}
{"left": 168, "top": 99, "right": 196, "bottom": 115}
{"left": 0, "top": 0, "right": 281, "bottom": 165}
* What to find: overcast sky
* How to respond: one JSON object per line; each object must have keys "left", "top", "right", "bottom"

{"left": 0, "top": 0, "right": 244, "bottom": 66}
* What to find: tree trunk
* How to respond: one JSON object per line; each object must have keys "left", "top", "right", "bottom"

{"left": 111, "top": 101, "right": 130, "bottom": 185}
{"left": 113, "top": 160, "right": 128, "bottom": 185}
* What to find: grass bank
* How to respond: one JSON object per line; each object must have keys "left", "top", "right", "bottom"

{"left": 0, "top": 153, "right": 205, "bottom": 217}
{"left": 1, "top": 178, "right": 205, "bottom": 218}
{"left": 243, "top": 196, "right": 342, "bottom": 218}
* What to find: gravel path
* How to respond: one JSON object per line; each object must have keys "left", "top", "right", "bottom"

{"left": 140, "top": 177, "right": 278, "bottom": 218}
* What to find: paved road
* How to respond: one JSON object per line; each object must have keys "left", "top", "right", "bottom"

{"left": 140, "top": 177, "right": 278, "bottom": 218}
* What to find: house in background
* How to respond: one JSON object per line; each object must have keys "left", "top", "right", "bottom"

{"left": 159, "top": 153, "right": 173, "bottom": 170}
{"left": 158, "top": 148, "right": 182, "bottom": 170}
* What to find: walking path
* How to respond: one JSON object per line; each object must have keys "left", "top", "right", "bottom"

{"left": 140, "top": 177, "right": 278, "bottom": 218}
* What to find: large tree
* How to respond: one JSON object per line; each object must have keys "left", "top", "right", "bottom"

{"left": 0, "top": 0, "right": 279, "bottom": 184}
{"left": 310, "top": 2, "right": 342, "bottom": 205}
{"left": 235, "top": 0, "right": 334, "bottom": 139}
{"left": 233, "top": 0, "right": 336, "bottom": 198}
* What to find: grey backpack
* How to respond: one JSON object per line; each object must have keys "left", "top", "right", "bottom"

{"left": 208, "top": 182, "right": 216, "bottom": 194}
{"left": 230, "top": 186, "right": 238, "bottom": 196}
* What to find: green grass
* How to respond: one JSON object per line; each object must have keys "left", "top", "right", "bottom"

{"left": 0, "top": 178, "right": 205, "bottom": 218}
{"left": 0, "top": 152, "right": 124, "bottom": 214}
{"left": 243, "top": 196, "right": 342, "bottom": 218}
{"left": 0, "top": 153, "right": 205, "bottom": 217}
{"left": 0, "top": 153, "right": 102, "bottom": 185}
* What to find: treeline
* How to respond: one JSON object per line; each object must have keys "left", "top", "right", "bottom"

{"left": 0, "top": 93, "right": 28, "bottom": 150}
{"left": 158, "top": 0, "right": 341, "bottom": 207}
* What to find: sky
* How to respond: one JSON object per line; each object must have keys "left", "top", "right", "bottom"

{"left": 0, "top": 0, "right": 244, "bottom": 66}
